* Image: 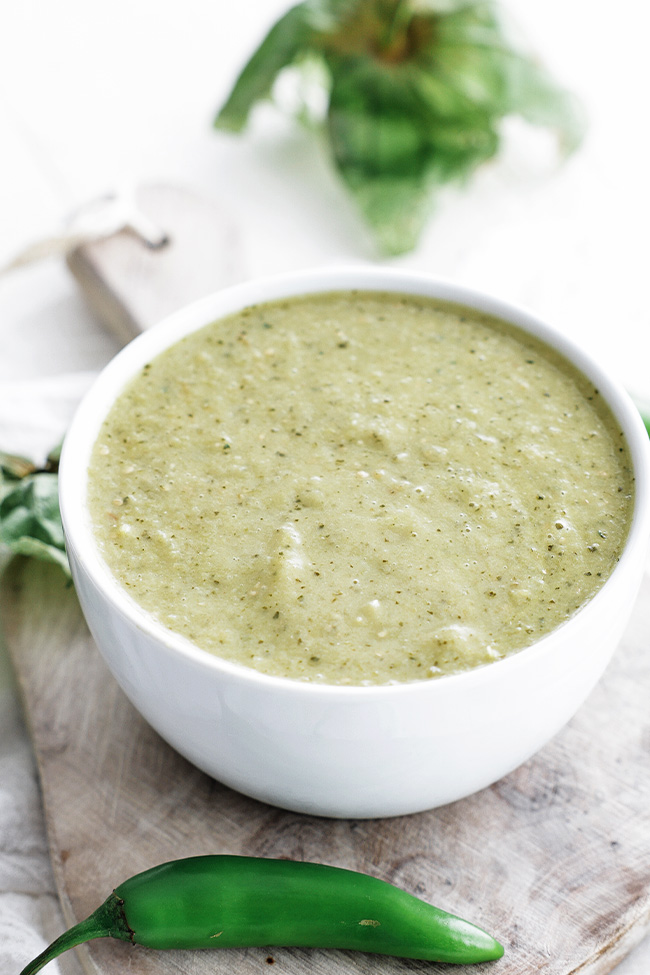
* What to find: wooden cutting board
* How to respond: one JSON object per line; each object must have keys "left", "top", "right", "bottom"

{"left": 4, "top": 558, "right": 650, "bottom": 975}
{"left": 4, "top": 184, "right": 650, "bottom": 975}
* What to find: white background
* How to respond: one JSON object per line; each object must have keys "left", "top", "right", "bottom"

{"left": 1, "top": 1, "right": 649, "bottom": 972}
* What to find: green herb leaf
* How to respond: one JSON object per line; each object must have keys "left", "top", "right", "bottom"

{"left": 0, "top": 449, "right": 69, "bottom": 575}
{"left": 214, "top": 0, "right": 584, "bottom": 254}
{"left": 215, "top": 4, "right": 317, "bottom": 132}
{"left": 2, "top": 533, "right": 71, "bottom": 574}
{"left": 630, "top": 397, "right": 650, "bottom": 440}
{"left": 0, "top": 450, "right": 37, "bottom": 480}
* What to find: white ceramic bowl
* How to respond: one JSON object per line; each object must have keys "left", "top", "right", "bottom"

{"left": 59, "top": 266, "right": 650, "bottom": 819}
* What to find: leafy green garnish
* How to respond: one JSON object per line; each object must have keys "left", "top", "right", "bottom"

{"left": 215, "top": 0, "right": 584, "bottom": 254}
{"left": 631, "top": 399, "right": 650, "bottom": 439}
{"left": 0, "top": 444, "right": 70, "bottom": 575}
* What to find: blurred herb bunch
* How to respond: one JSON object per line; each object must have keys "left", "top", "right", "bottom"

{"left": 215, "top": 0, "right": 583, "bottom": 255}
{"left": 0, "top": 445, "right": 69, "bottom": 576}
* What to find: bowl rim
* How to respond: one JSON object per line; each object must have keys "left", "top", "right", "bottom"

{"left": 59, "top": 264, "right": 650, "bottom": 698}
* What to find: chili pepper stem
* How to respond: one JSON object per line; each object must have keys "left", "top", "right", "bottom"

{"left": 19, "top": 894, "right": 132, "bottom": 975}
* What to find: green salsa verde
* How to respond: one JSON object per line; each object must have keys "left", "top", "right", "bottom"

{"left": 88, "top": 292, "right": 634, "bottom": 685}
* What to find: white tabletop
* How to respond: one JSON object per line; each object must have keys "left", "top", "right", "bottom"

{"left": 1, "top": 1, "right": 649, "bottom": 972}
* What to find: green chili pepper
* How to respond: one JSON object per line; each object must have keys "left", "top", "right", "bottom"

{"left": 20, "top": 855, "right": 504, "bottom": 973}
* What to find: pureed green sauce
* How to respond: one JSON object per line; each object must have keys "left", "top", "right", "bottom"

{"left": 88, "top": 292, "right": 634, "bottom": 685}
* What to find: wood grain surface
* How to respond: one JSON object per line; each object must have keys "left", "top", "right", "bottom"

{"left": 3, "top": 556, "right": 650, "bottom": 975}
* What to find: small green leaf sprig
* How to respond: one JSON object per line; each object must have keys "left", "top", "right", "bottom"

{"left": 0, "top": 443, "right": 70, "bottom": 575}
{"left": 215, "top": 0, "right": 585, "bottom": 255}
